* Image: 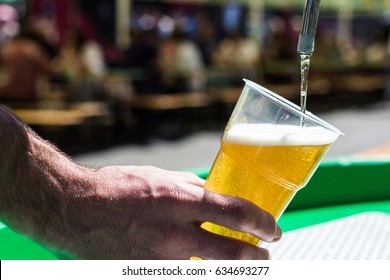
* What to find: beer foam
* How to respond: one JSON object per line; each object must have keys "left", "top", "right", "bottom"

{"left": 226, "top": 123, "right": 338, "bottom": 146}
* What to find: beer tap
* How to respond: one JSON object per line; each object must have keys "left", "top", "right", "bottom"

{"left": 297, "top": 0, "right": 322, "bottom": 56}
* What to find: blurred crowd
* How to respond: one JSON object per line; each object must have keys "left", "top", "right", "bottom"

{"left": 0, "top": 3, "right": 389, "bottom": 105}
{"left": 0, "top": 7, "right": 107, "bottom": 103}
{"left": 0, "top": 4, "right": 264, "bottom": 104}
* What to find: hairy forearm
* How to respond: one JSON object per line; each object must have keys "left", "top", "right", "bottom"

{"left": 0, "top": 107, "right": 154, "bottom": 258}
{"left": 0, "top": 107, "right": 91, "bottom": 251}
{"left": 0, "top": 106, "right": 33, "bottom": 224}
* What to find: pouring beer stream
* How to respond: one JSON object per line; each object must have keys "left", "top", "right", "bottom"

{"left": 297, "top": 0, "right": 321, "bottom": 125}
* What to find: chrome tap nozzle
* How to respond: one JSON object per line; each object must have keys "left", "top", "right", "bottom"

{"left": 297, "top": 0, "right": 321, "bottom": 55}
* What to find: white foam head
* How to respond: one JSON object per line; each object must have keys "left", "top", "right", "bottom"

{"left": 225, "top": 123, "right": 338, "bottom": 146}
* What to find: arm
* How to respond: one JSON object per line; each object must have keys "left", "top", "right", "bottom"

{"left": 0, "top": 106, "right": 281, "bottom": 259}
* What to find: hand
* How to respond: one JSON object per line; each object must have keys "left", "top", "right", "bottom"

{"left": 0, "top": 107, "right": 281, "bottom": 260}
{"left": 60, "top": 166, "right": 281, "bottom": 260}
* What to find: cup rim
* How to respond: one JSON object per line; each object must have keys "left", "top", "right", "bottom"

{"left": 243, "top": 79, "right": 343, "bottom": 135}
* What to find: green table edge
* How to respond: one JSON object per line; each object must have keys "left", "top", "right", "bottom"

{"left": 190, "top": 156, "right": 390, "bottom": 211}
{"left": 278, "top": 199, "right": 390, "bottom": 232}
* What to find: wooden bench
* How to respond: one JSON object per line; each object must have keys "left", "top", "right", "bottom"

{"left": 120, "top": 92, "right": 216, "bottom": 138}
{"left": 125, "top": 91, "right": 213, "bottom": 110}
{"left": 9, "top": 102, "right": 111, "bottom": 127}
{"left": 210, "top": 84, "right": 301, "bottom": 105}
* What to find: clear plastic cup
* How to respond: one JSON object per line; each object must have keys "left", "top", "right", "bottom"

{"left": 202, "top": 79, "right": 342, "bottom": 246}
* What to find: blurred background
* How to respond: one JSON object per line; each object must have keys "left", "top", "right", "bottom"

{"left": 1, "top": 0, "right": 390, "bottom": 170}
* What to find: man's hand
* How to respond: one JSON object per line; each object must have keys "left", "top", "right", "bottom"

{"left": 0, "top": 107, "right": 281, "bottom": 260}
{"left": 61, "top": 166, "right": 281, "bottom": 260}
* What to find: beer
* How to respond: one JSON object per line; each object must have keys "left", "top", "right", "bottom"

{"left": 202, "top": 123, "right": 337, "bottom": 246}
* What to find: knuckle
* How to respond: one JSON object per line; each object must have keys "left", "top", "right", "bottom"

{"left": 227, "top": 197, "right": 277, "bottom": 241}
{"left": 230, "top": 198, "right": 253, "bottom": 231}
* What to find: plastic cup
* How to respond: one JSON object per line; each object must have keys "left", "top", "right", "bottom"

{"left": 202, "top": 79, "right": 342, "bottom": 246}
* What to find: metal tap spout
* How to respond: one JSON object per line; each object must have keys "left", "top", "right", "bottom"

{"left": 297, "top": 0, "right": 322, "bottom": 55}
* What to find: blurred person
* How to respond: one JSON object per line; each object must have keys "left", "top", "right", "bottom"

{"left": 121, "top": 29, "right": 159, "bottom": 94}
{"left": 311, "top": 27, "right": 343, "bottom": 69}
{"left": 196, "top": 19, "right": 219, "bottom": 66}
{"left": 365, "top": 29, "right": 388, "bottom": 68}
{"left": 212, "top": 31, "right": 260, "bottom": 83}
{"left": 263, "top": 13, "right": 297, "bottom": 61}
{"left": 29, "top": 14, "right": 60, "bottom": 51}
{"left": 157, "top": 28, "right": 205, "bottom": 93}
{"left": 0, "top": 25, "right": 53, "bottom": 102}
{"left": 384, "top": 29, "right": 390, "bottom": 103}
{"left": 54, "top": 28, "right": 106, "bottom": 101}
{"left": 0, "top": 106, "right": 281, "bottom": 259}
{"left": 0, "top": 4, "right": 19, "bottom": 46}
{"left": 55, "top": 28, "right": 106, "bottom": 81}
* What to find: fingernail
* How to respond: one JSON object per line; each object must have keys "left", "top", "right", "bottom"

{"left": 273, "top": 225, "right": 282, "bottom": 242}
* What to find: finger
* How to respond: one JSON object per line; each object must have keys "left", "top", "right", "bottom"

{"left": 198, "top": 191, "right": 281, "bottom": 243}
{"left": 190, "top": 228, "right": 270, "bottom": 260}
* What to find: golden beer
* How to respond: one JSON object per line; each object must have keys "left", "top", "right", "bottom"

{"left": 202, "top": 123, "right": 336, "bottom": 246}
